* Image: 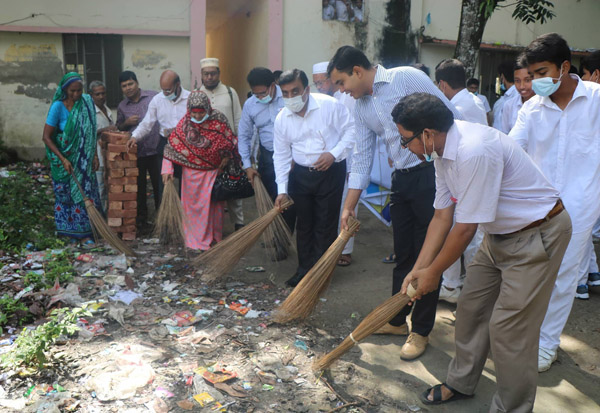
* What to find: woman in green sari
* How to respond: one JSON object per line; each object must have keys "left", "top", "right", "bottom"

{"left": 42, "top": 72, "right": 101, "bottom": 245}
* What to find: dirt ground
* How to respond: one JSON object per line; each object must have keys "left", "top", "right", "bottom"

{"left": 1, "top": 196, "right": 599, "bottom": 412}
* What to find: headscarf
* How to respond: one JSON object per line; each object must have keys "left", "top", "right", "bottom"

{"left": 46, "top": 72, "right": 97, "bottom": 204}
{"left": 163, "top": 90, "right": 236, "bottom": 170}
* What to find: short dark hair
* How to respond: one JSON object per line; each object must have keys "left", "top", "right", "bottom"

{"left": 525, "top": 33, "right": 571, "bottom": 68}
{"left": 278, "top": 69, "right": 308, "bottom": 88}
{"left": 391, "top": 93, "right": 455, "bottom": 133}
{"left": 118, "top": 70, "right": 138, "bottom": 84}
{"left": 497, "top": 60, "right": 515, "bottom": 83}
{"left": 581, "top": 50, "right": 600, "bottom": 75}
{"left": 466, "top": 78, "right": 479, "bottom": 87}
{"left": 435, "top": 59, "right": 466, "bottom": 89}
{"left": 273, "top": 70, "right": 283, "bottom": 79}
{"left": 411, "top": 63, "right": 430, "bottom": 77}
{"left": 247, "top": 67, "right": 274, "bottom": 87}
{"left": 514, "top": 53, "right": 527, "bottom": 71}
{"left": 327, "top": 45, "right": 372, "bottom": 76}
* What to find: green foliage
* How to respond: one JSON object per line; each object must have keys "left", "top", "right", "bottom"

{"left": 23, "top": 251, "right": 75, "bottom": 290}
{"left": 0, "top": 307, "right": 91, "bottom": 369}
{"left": 0, "top": 164, "right": 63, "bottom": 253}
{"left": 479, "top": 0, "right": 555, "bottom": 24}
{"left": 0, "top": 294, "right": 31, "bottom": 328}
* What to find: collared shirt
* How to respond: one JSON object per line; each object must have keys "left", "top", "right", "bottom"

{"left": 500, "top": 92, "right": 524, "bottom": 134}
{"left": 476, "top": 94, "right": 491, "bottom": 112}
{"left": 492, "top": 85, "right": 517, "bottom": 130}
{"left": 95, "top": 103, "right": 114, "bottom": 168}
{"left": 131, "top": 88, "right": 191, "bottom": 141}
{"left": 451, "top": 88, "right": 487, "bottom": 125}
{"left": 509, "top": 75, "right": 600, "bottom": 232}
{"left": 435, "top": 120, "right": 559, "bottom": 234}
{"left": 334, "top": 90, "right": 356, "bottom": 170}
{"left": 117, "top": 90, "right": 160, "bottom": 157}
{"left": 200, "top": 82, "right": 242, "bottom": 134}
{"left": 238, "top": 85, "right": 285, "bottom": 169}
{"left": 350, "top": 65, "right": 462, "bottom": 190}
{"left": 274, "top": 93, "right": 355, "bottom": 194}
{"left": 323, "top": 3, "right": 335, "bottom": 20}
{"left": 335, "top": 0, "right": 349, "bottom": 21}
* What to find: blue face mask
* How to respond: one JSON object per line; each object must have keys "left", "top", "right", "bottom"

{"left": 164, "top": 86, "right": 179, "bottom": 101}
{"left": 473, "top": 91, "right": 478, "bottom": 96}
{"left": 532, "top": 67, "right": 564, "bottom": 97}
{"left": 500, "top": 83, "right": 506, "bottom": 92}
{"left": 422, "top": 135, "right": 439, "bottom": 162}
{"left": 258, "top": 94, "right": 272, "bottom": 104}
{"left": 191, "top": 114, "right": 209, "bottom": 124}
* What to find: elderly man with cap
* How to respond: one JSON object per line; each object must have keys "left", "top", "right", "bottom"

{"left": 313, "top": 61, "right": 357, "bottom": 266}
{"left": 199, "top": 57, "right": 245, "bottom": 231}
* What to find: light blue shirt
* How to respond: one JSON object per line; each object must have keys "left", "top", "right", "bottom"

{"left": 46, "top": 100, "right": 70, "bottom": 131}
{"left": 237, "top": 85, "right": 285, "bottom": 169}
{"left": 350, "top": 65, "right": 462, "bottom": 190}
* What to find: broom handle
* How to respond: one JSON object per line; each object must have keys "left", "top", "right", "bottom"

{"left": 69, "top": 171, "right": 90, "bottom": 203}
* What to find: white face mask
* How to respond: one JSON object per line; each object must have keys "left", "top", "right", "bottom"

{"left": 423, "top": 134, "right": 439, "bottom": 162}
{"left": 283, "top": 88, "right": 308, "bottom": 113}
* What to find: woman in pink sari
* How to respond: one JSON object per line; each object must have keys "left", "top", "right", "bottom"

{"left": 161, "top": 90, "right": 237, "bottom": 250}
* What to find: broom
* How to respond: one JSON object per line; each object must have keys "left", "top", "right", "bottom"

{"left": 153, "top": 178, "right": 186, "bottom": 246}
{"left": 70, "top": 172, "right": 136, "bottom": 257}
{"left": 253, "top": 176, "right": 295, "bottom": 260}
{"left": 194, "top": 197, "right": 294, "bottom": 281}
{"left": 313, "top": 281, "right": 418, "bottom": 371}
{"left": 272, "top": 216, "right": 361, "bottom": 324}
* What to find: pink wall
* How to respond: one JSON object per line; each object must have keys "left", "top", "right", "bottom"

{"left": 268, "top": 0, "right": 283, "bottom": 71}
{"left": 190, "top": 0, "right": 207, "bottom": 88}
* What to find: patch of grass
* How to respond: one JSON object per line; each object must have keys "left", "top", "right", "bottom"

{"left": 0, "top": 294, "right": 32, "bottom": 332}
{"left": 24, "top": 250, "right": 75, "bottom": 290}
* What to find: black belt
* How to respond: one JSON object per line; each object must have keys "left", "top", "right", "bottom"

{"left": 395, "top": 162, "right": 433, "bottom": 174}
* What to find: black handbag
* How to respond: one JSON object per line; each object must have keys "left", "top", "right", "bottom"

{"left": 211, "top": 158, "right": 255, "bottom": 201}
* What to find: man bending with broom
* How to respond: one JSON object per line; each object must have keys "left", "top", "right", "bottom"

{"left": 395, "top": 93, "right": 571, "bottom": 411}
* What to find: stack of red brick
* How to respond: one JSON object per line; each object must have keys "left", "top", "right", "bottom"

{"left": 100, "top": 131, "right": 138, "bottom": 241}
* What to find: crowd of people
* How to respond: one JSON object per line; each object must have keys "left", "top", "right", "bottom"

{"left": 42, "top": 32, "right": 600, "bottom": 411}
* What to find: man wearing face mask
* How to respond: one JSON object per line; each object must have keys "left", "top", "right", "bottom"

{"left": 491, "top": 61, "right": 516, "bottom": 131}
{"left": 273, "top": 69, "right": 355, "bottom": 287}
{"left": 238, "top": 67, "right": 295, "bottom": 237}
{"left": 509, "top": 33, "right": 600, "bottom": 372}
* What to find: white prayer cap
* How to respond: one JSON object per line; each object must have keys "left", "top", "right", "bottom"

{"left": 312, "top": 61, "right": 329, "bottom": 75}
{"left": 200, "top": 58, "right": 219, "bottom": 69}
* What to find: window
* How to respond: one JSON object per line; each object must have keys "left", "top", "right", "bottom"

{"left": 62, "top": 34, "right": 123, "bottom": 107}
{"left": 323, "top": 0, "right": 364, "bottom": 22}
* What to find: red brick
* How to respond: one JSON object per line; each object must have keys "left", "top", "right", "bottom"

{"left": 109, "top": 160, "right": 137, "bottom": 169}
{"left": 124, "top": 184, "right": 138, "bottom": 193}
{"left": 109, "top": 169, "right": 124, "bottom": 178}
{"left": 107, "top": 209, "right": 137, "bottom": 218}
{"left": 121, "top": 232, "right": 136, "bottom": 241}
{"left": 107, "top": 218, "right": 122, "bottom": 227}
{"left": 102, "top": 132, "right": 130, "bottom": 145}
{"left": 112, "top": 224, "right": 136, "bottom": 233}
{"left": 123, "top": 217, "right": 136, "bottom": 225}
{"left": 108, "top": 144, "right": 128, "bottom": 153}
{"left": 123, "top": 201, "right": 137, "bottom": 209}
{"left": 125, "top": 168, "right": 139, "bottom": 177}
{"left": 123, "top": 152, "right": 137, "bottom": 161}
{"left": 107, "top": 176, "right": 137, "bottom": 185}
{"left": 109, "top": 201, "right": 123, "bottom": 210}
{"left": 109, "top": 185, "right": 123, "bottom": 193}
{"left": 107, "top": 152, "right": 123, "bottom": 161}
{"left": 108, "top": 192, "right": 137, "bottom": 201}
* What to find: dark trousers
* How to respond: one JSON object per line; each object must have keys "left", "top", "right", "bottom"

{"left": 289, "top": 161, "right": 346, "bottom": 276}
{"left": 388, "top": 163, "right": 440, "bottom": 336}
{"left": 137, "top": 154, "right": 161, "bottom": 221}
{"left": 258, "top": 145, "right": 296, "bottom": 232}
{"left": 158, "top": 136, "right": 182, "bottom": 198}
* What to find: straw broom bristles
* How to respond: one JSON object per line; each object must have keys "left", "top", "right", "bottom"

{"left": 153, "top": 179, "right": 186, "bottom": 246}
{"left": 272, "top": 216, "right": 361, "bottom": 324}
{"left": 71, "top": 173, "right": 136, "bottom": 257}
{"left": 312, "top": 282, "right": 418, "bottom": 371}
{"left": 194, "top": 198, "right": 294, "bottom": 281}
{"left": 253, "top": 176, "right": 295, "bottom": 260}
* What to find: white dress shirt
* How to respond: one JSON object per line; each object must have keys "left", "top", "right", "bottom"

{"left": 274, "top": 93, "right": 355, "bottom": 194}
{"left": 132, "top": 88, "right": 191, "bottom": 141}
{"left": 509, "top": 76, "right": 600, "bottom": 233}
{"left": 476, "top": 94, "right": 491, "bottom": 112}
{"left": 492, "top": 85, "right": 517, "bottom": 130}
{"left": 434, "top": 120, "right": 559, "bottom": 234}
{"left": 450, "top": 88, "right": 488, "bottom": 125}
{"left": 500, "top": 92, "right": 524, "bottom": 134}
{"left": 335, "top": 0, "right": 349, "bottom": 21}
{"left": 200, "top": 82, "right": 242, "bottom": 134}
{"left": 95, "top": 104, "right": 113, "bottom": 168}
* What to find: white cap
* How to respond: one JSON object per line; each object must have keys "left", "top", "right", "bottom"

{"left": 200, "top": 58, "right": 219, "bottom": 69}
{"left": 312, "top": 61, "right": 329, "bottom": 75}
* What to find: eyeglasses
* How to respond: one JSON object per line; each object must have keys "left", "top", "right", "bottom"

{"left": 400, "top": 131, "right": 423, "bottom": 148}
{"left": 253, "top": 85, "right": 272, "bottom": 99}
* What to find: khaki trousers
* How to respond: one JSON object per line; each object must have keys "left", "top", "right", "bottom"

{"left": 446, "top": 210, "right": 572, "bottom": 413}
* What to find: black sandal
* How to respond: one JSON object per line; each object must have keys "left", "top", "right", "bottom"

{"left": 420, "top": 383, "right": 473, "bottom": 405}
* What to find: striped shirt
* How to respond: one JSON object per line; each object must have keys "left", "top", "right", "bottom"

{"left": 349, "top": 65, "right": 462, "bottom": 190}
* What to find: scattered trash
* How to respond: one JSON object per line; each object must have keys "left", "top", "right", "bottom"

{"left": 261, "top": 384, "right": 274, "bottom": 391}
{"left": 245, "top": 266, "right": 265, "bottom": 272}
{"left": 245, "top": 309, "right": 260, "bottom": 318}
{"left": 154, "top": 386, "right": 175, "bottom": 398}
{"left": 109, "top": 290, "right": 142, "bottom": 305}
{"left": 294, "top": 340, "right": 308, "bottom": 351}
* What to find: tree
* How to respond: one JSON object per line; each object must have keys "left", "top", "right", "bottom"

{"left": 454, "top": 0, "right": 556, "bottom": 78}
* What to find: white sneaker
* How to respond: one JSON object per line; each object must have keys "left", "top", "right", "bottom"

{"left": 538, "top": 347, "right": 557, "bottom": 372}
{"left": 439, "top": 285, "right": 461, "bottom": 304}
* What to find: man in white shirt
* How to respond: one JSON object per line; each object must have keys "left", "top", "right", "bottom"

{"left": 199, "top": 58, "right": 245, "bottom": 231}
{"left": 492, "top": 61, "right": 516, "bottom": 130}
{"left": 313, "top": 61, "right": 357, "bottom": 267}
{"left": 500, "top": 55, "right": 535, "bottom": 134}
{"left": 395, "top": 93, "right": 571, "bottom": 411}
{"left": 89, "top": 80, "right": 116, "bottom": 212}
{"left": 466, "top": 78, "right": 491, "bottom": 124}
{"left": 126, "top": 70, "right": 190, "bottom": 196}
{"left": 322, "top": 0, "right": 335, "bottom": 20}
{"left": 274, "top": 69, "right": 355, "bottom": 287}
{"left": 509, "top": 33, "right": 600, "bottom": 372}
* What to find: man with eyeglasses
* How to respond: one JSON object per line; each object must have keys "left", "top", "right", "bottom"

{"left": 328, "top": 46, "right": 461, "bottom": 361}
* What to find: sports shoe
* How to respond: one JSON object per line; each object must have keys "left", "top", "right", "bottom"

{"left": 575, "top": 284, "right": 589, "bottom": 300}
{"left": 588, "top": 272, "right": 600, "bottom": 287}
{"left": 400, "top": 332, "right": 429, "bottom": 360}
{"left": 538, "top": 347, "right": 557, "bottom": 372}
{"left": 373, "top": 323, "right": 408, "bottom": 336}
{"left": 439, "top": 285, "right": 461, "bottom": 304}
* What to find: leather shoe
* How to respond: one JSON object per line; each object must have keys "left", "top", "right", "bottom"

{"left": 285, "top": 273, "right": 304, "bottom": 287}
{"left": 373, "top": 323, "right": 408, "bottom": 336}
{"left": 400, "top": 332, "right": 428, "bottom": 360}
